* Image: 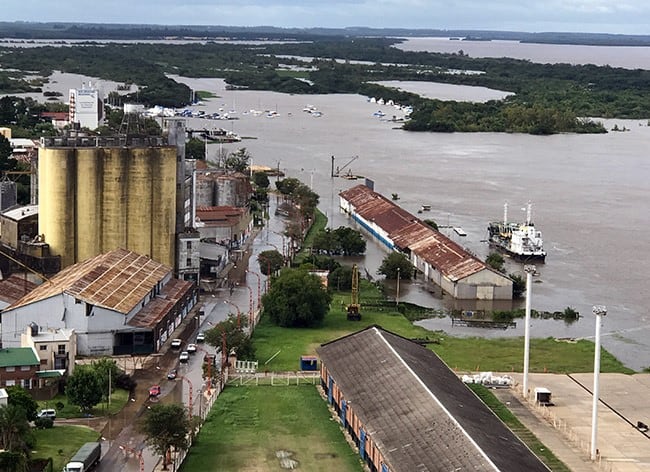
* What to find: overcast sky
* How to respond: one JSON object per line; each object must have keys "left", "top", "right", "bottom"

{"left": 4, "top": 0, "right": 650, "bottom": 35}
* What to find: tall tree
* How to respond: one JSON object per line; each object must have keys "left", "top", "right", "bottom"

{"left": 378, "top": 252, "right": 414, "bottom": 280}
{"left": 333, "top": 226, "right": 366, "bottom": 256}
{"left": 141, "top": 403, "right": 190, "bottom": 471}
{"left": 262, "top": 268, "right": 332, "bottom": 327}
{"left": 0, "top": 404, "right": 34, "bottom": 456}
{"left": 92, "top": 358, "right": 120, "bottom": 403}
{"left": 65, "top": 365, "right": 103, "bottom": 413}
{"left": 5, "top": 386, "right": 38, "bottom": 422}
{"left": 204, "top": 314, "right": 255, "bottom": 360}
{"left": 225, "top": 147, "right": 250, "bottom": 173}
{"left": 257, "top": 250, "right": 284, "bottom": 276}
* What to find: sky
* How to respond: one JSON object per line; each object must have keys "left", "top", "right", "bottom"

{"left": 4, "top": 0, "right": 650, "bottom": 35}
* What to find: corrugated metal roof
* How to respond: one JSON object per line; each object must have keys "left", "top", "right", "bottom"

{"left": 0, "top": 275, "right": 38, "bottom": 305}
{"left": 317, "top": 327, "right": 550, "bottom": 472}
{"left": 1, "top": 205, "right": 38, "bottom": 222}
{"left": 341, "top": 185, "right": 488, "bottom": 281}
{"left": 128, "top": 278, "right": 194, "bottom": 328}
{"left": 0, "top": 347, "right": 39, "bottom": 368}
{"left": 7, "top": 248, "right": 171, "bottom": 314}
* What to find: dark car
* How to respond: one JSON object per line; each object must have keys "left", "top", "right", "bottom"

{"left": 149, "top": 385, "right": 161, "bottom": 397}
{"left": 167, "top": 369, "right": 177, "bottom": 380}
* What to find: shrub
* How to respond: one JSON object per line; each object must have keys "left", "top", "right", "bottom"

{"left": 34, "top": 417, "right": 54, "bottom": 429}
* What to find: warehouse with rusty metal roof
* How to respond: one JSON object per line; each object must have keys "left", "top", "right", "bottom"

{"left": 1, "top": 248, "right": 197, "bottom": 356}
{"left": 317, "top": 326, "right": 551, "bottom": 472}
{"left": 339, "top": 184, "right": 512, "bottom": 299}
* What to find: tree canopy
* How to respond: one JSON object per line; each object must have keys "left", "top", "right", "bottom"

{"left": 378, "top": 252, "right": 414, "bottom": 280}
{"left": 262, "top": 268, "right": 332, "bottom": 327}
{"left": 141, "top": 403, "right": 190, "bottom": 470}
{"left": 6, "top": 386, "right": 38, "bottom": 422}
{"left": 0, "top": 404, "right": 34, "bottom": 457}
{"left": 65, "top": 365, "right": 103, "bottom": 412}
{"left": 257, "top": 250, "right": 285, "bottom": 276}
{"left": 204, "top": 314, "right": 255, "bottom": 360}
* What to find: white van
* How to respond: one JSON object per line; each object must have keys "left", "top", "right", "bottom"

{"left": 37, "top": 408, "right": 56, "bottom": 419}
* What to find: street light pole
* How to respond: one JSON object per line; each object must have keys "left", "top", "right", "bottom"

{"left": 591, "top": 305, "right": 607, "bottom": 461}
{"left": 523, "top": 264, "right": 536, "bottom": 398}
{"left": 246, "top": 269, "right": 262, "bottom": 306}
{"left": 396, "top": 268, "right": 401, "bottom": 306}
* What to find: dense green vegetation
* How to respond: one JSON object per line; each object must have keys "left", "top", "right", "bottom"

{"left": 1, "top": 37, "right": 649, "bottom": 133}
{"left": 180, "top": 386, "right": 363, "bottom": 472}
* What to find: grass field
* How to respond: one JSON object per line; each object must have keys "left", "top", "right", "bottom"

{"left": 32, "top": 424, "right": 100, "bottom": 472}
{"left": 252, "top": 282, "right": 632, "bottom": 374}
{"left": 37, "top": 388, "right": 130, "bottom": 418}
{"left": 253, "top": 290, "right": 432, "bottom": 372}
{"left": 180, "top": 386, "right": 363, "bottom": 472}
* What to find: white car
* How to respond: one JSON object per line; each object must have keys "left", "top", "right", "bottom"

{"left": 196, "top": 332, "right": 205, "bottom": 343}
{"left": 171, "top": 338, "right": 182, "bottom": 349}
{"left": 179, "top": 351, "right": 189, "bottom": 363}
{"left": 187, "top": 343, "right": 197, "bottom": 354}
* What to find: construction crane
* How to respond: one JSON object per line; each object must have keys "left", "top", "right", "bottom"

{"left": 347, "top": 264, "right": 361, "bottom": 321}
{"left": 331, "top": 155, "right": 359, "bottom": 178}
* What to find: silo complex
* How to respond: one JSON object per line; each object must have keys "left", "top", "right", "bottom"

{"left": 39, "top": 140, "right": 176, "bottom": 268}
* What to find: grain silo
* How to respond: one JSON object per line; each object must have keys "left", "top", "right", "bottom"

{"left": 39, "top": 136, "right": 176, "bottom": 269}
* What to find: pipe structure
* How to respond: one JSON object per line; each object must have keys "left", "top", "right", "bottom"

{"left": 246, "top": 269, "right": 262, "bottom": 307}
{"left": 591, "top": 305, "right": 607, "bottom": 461}
{"left": 522, "top": 265, "right": 536, "bottom": 398}
{"left": 180, "top": 375, "right": 194, "bottom": 420}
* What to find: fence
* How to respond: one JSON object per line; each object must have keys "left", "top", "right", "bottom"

{"left": 227, "top": 371, "right": 320, "bottom": 386}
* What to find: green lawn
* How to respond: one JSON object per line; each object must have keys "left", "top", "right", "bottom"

{"left": 38, "top": 388, "right": 130, "bottom": 418}
{"left": 253, "top": 282, "right": 632, "bottom": 374}
{"left": 32, "top": 425, "right": 100, "bottom": 472}
{"left": 431, "top": 335, "right": 633, "bottom": 374}
{"left": 253, "top": 290, "right": 432, "bottom": 372}
{"left": 180, "top": 386, "right": 363, "bottom": 472}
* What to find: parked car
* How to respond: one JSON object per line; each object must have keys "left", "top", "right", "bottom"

{"left": 179, "top": 351, "right": 189, "bottom": 363}
{"left": 187, "top": 343, "right": 197, "bottom": 354}
{"left": 171, "top": 338, "right": 182, "bottom": 349}
{"left": 167, "top": 369, "right": 177, "bottom": 380}
{"left": 37, "top": 409, "right": 56, "bottom": 420}
{"left": 196, "top": 332, "right": 205, "bottom": 343}
{"left": 149, "top": 385, "right": 161, "bottom": 397}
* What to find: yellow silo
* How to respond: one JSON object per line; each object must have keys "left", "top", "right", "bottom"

{"left": 39, "top": 139, "right": 178, "bottom": 270}
{"left": 75, "top": 147, "right": 102, "bottom": 262}
{"left": 151, "top": 147, "right": 176, "bottom": 267}
{"left": 101, "top": 148, "right": 128, "bottom": 253}
{"left": 126, "top": 147, "right": 153, "bottom": 257}
{"left": 38, "top": 148, "right": 77, "bottom": 267}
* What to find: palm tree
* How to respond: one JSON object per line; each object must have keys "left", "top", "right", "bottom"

{"left": 0, "top": 404, "right": 34, "bottom": 456}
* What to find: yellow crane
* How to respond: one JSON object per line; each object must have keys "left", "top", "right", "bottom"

{"left": 347, "top": 264, "right": 361, "bottom": 321}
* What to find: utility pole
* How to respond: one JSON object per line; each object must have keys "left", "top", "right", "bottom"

{"left": 591, "top": 305, "right": 607, "bottom": 461}
{"left": 522, "top": 265, "right": 536, "bottom": 398}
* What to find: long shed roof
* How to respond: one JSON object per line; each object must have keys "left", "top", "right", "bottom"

{"left": 340, "top": 185, "right": 488, "bottom": 281}
{"left": 317, "top": 326, "right": 550, "bottom": 472}
{"left": 7, "top": 248, "right": 171, "bottom": 314}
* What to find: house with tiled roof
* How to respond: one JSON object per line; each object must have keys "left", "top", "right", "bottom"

{"left": 317, "top": 326, "right": 550, "bottom": 472}
{"left": 1, "top": 248, "right": 197, "bottom": 356}
{"left": 339, "top": 184, "right": 512, "bottom": 300}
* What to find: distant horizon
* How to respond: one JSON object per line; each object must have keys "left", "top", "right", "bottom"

{"left": 2, "top": 0, "right": 650, "bottom": 36}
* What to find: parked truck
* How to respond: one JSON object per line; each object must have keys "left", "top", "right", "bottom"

{"left": 63, "top": 442, "right": 101, "bottom": 472}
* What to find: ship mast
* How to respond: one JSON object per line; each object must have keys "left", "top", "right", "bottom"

{"left": 503, "top": 202, "right": 508, "bottom": 225}
{"left": 526, "top": 201, "right": 533, "bottom": 225}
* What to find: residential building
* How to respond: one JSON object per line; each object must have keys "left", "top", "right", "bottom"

{"left": 21, "top": 325, "right": 76, "bottom": 375}
{"left": 0, "top": 346, "right": 40, "bottom": 391}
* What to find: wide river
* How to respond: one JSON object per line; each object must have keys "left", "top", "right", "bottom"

{"left": 13, "top": 38, "right": 650, "bottom": 370}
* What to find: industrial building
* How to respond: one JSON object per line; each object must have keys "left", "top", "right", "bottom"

{"left": 1, "top": 248, "right": 197, "bottom": 356}
{"left": 38, "top": 135, "right": 177, "bottom": 269}
{"left": 339, "top": 184, "right": 512, "bottom": 300}
{"left": 317, "top": 326, "right": 550, "bottom": 472}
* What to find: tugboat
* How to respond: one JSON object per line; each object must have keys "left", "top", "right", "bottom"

{"left": 487, "top": 202, "right": 546, "bottom": 262}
